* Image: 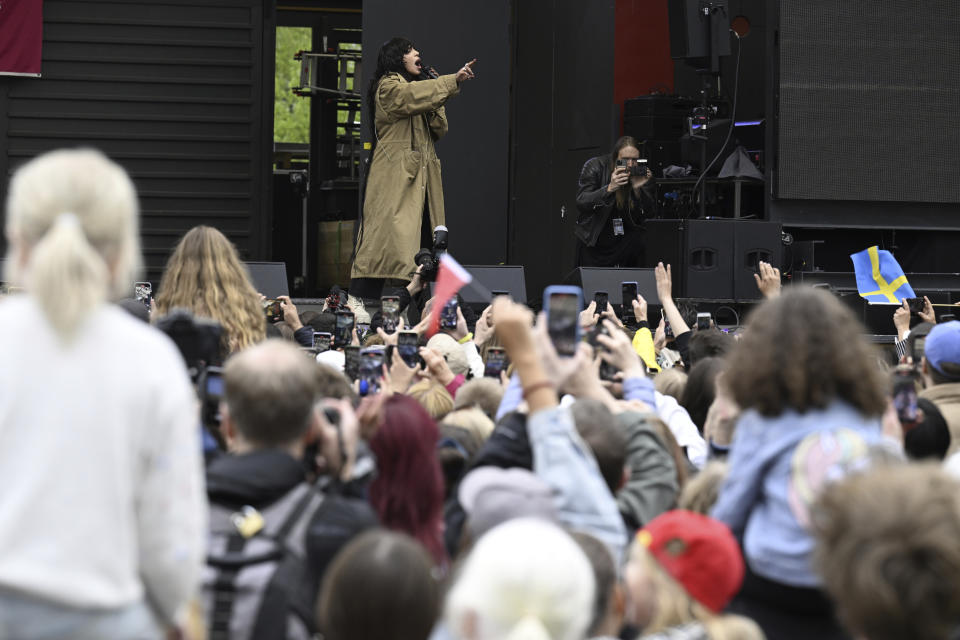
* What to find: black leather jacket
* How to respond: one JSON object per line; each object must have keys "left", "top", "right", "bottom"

{"left": 575, "top": 155, "right": 654, "bottom": 247}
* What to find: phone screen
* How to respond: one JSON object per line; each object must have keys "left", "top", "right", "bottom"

{"left": 397, "top": 331, "right": 420, "bottom": 368}
{"left": 360, "top": 347, "right": 385, "bottom": 395}
{"left": 696, "top": 313, "right": 712, "bottom": 331}
{"left": 593, "top": 291, "right": 608, "bottom": 315}
{"left": 263, "top": 299, "right": 282, "bottom": 323}
{"left": 134, "top": 281, "right": 152, "bottom": 312}
{"left": 621, "top": 281, "right": 638, "bottom": 319}
{"left": 893, "top": 368, "right": 919, "bottom": 425}
{"left": 313, "top": 331, "right": 332, "bottom": 352}
{"left": 334, "top": 311, "right": 355, "bottom": 347}
{"left": 441, "top": 299, "right": 459, "bottom": 329}
{"left": 484, "top": 347, "right": 508, "bottom": 378}
{"left": 343, "top": 346, "right": 361, "bottom": 380}
{"left": 381, "top": 296, "right": 400, "bottom": 333}
{"left": 548, "top": 292, "right": 580, "bottom": 357}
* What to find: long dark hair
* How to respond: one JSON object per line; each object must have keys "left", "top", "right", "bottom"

{"left": 367, "top": 37, "right": 415, "bottom": 150}
{"left": 609, "top": 135, "right": 642, "bottom": 211}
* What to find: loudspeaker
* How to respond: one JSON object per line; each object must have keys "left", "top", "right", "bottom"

{"left": 563, "top": 268, "right": 660, "bottom": 307}
{"left": 245, "top": 261, "right": 289, "bottom": 298}
{"left": 733, "top": 221, "right": 782, "bottom": 300}
{"left": 461, "top": 265, "right": 528, "bottom": 305}
{"left": 668, "top": 0, "right": 731, "bottom": 65}
{"left": 646, "top": 220, "right": 735, "bottom": 299}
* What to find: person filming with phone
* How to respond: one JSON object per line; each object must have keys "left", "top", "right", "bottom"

{"left": 575, "top": 135, "right": 656, "bottom": 268}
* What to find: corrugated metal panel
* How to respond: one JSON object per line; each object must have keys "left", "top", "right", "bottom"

{"left": 0, "top": 0, "right": 270, "bottom": 282}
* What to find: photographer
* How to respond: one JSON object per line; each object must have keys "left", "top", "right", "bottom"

{"left": 350, "top": 37, "right": 476, "bottom": 303}
{"left": 575, "top": 135, "right": 656, "bottom": 267}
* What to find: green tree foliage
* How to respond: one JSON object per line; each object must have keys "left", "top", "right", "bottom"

{"left": 274, "top": 27, "right": 312, "bottom": 144}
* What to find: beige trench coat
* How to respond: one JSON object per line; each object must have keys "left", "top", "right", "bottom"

{"left": 351, "top": 72, "right": 460, "bottom": 281}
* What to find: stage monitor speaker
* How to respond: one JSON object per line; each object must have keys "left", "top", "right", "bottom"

{"left": 646, "top": 220, "right": 735, "bottom": 299}
{"left": 563, "top": 268, "right": 659, "bottom": 310}
{"left": 733, "top": 221, "right": 782, "bottom": 300}
{"left": 462, "top": 265, "right": 528, "bottom": 305}
{"left": 245, "top": 261, "right": 289, "bottom": 298}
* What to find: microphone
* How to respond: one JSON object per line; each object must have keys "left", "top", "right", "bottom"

{"left": 419, "top": 62, "right": 440, "bottom": 79}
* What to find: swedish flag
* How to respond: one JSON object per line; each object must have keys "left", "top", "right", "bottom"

{"left": 850, "top": 246, "right": 916, "bottom": 303}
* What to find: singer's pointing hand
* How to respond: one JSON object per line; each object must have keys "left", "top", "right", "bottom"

{"left": 456, "top": 58, "right": 477, "bottom": 84}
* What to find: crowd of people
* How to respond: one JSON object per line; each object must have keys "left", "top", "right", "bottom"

{"left": 3, "top": 147, "right": 960, "bottom": 640}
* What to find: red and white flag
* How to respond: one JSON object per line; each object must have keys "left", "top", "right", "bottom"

{"left": 0, "top": 0, "right": 43, "bottom": 77}
{"left": 426, "top": 253, "right": 473, "bottom": 337}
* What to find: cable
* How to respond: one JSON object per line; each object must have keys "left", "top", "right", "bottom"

{"left": 688, "top": 30, "right": 743, "bottom": 218}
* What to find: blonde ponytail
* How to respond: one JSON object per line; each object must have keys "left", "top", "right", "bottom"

{"left": 504, "top": 615, "right": 553, "bottom": 640}
{"left": 27, "top": 213, "right": 109, "bottom": 341}
{"left": 4, "top": 148, "right": 141, "bottom": 342}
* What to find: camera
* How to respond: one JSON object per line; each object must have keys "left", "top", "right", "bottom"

{"left": 413, "top": 225, "right": 449, "bottom": 283}
{"left": 615, "top": 157, "right": 650, "bottom": 177}
{"left": 154, "top": 309, "right": 223, "bottom": 380}
{"left": 155, "top": 309, "right": 224, "bottom": 435}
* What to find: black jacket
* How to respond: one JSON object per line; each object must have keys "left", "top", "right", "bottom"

{"left": 575, "top": 155, "right": 656, "bottom": 248}
{"left": 206, "top": 450, "right": 378, "bottom": 603}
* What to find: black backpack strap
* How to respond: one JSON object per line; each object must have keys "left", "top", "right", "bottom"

{"left": 209, "top": 531, "right": 247, "bottom": 640}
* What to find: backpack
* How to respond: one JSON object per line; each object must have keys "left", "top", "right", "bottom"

{"left": 204, "top": 482, "right": 324, "bottom": 640}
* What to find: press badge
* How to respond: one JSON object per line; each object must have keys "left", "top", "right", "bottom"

{"left": 612, "top": 217, "right": 625, "bottom": 236}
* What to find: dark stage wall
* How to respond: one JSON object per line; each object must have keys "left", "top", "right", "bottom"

{"left": 361, "top": 0, "right": 511, "bottom": 266}
{"left": 508, "top": 0, "right": 618, "bottom": 303}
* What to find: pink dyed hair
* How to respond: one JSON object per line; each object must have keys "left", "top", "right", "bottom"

{"left": 368, "top": 394, "right": 448, "bottom": 566}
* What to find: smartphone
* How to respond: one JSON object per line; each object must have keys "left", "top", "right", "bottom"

{"left": 343, "top": 345, "right": 361, "bottom": 381}
{"left": 941, "top": 314, "right": 956, "bottom": 323}
{"left": 397, "top": 330, "right": 420, "bottom": 368}
{"left": 313, "top": 331, "right": 332, "bottom": 353}
{"left": 441, "top": 298, "right": 459, "bottom": 330}
{"left": 635, "top": 159, "right": 650, "bottom": 177}
{"left": 588, "top": 324, "right": 619, "bottom": 382}
{"left": 263, "top": 299, "right": 282, "bottom": 323}
{"left": 662, "top": 309, "right": 674, "bottom": 339}
{"left": 334, "top": 310, "right": 355, "bottom": 348}
{"left": 134, "top": 281, "right": 152, "bottom": 312}
{"left": 484, "top": 346, "right": 509, "bottom": 378}
{"left": 359, "top": 346, "right": 386, "bottom": 396}
{"left": 892, "top": 366, "right": 920, "bottom": 426}
{"left": 905, "top": 297, "right": 925, "bottom": 314}
{"left": 621, "top": 281, "right": 638, "bottom": 320}
{"left": 356, "top": 323, "right": 371, "bottom": 342}
{"left": 545, "top": 285, "right": 583, "bottom": 357}
{"left": 594, "top": 290, "right": 609, "bottom": 315}
{"left": 492, "top": 290, "right": 510, "bottom": 300}
{"left": 381, "top": 296, "right": 400, "bottom": 334}
{"left": 696, "top": 312, "right": 712, "bottom": 331}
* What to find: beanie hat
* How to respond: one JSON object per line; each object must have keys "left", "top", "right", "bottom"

{"left": 426, "top": 333, "right": 470, "bottom": 376}
{"left": 637, "top": 510, "right": 744, "bottom": 613}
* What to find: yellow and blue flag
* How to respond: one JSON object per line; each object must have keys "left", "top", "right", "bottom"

{"left": 850, "top": 246, "right": 915, "bottom": 303}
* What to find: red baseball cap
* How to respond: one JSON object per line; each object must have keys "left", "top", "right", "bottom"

{"left": 637, "top": 510, "right": 744, "bottom": 613}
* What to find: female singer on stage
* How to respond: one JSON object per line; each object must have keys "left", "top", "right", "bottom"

{"left": 575, "top": 135, "right": 656, "bottom": 268}
{"left": 350, "top": 37, "right": 475, "bottom": 303}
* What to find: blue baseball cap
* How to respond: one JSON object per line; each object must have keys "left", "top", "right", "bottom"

{"left": 923, "top": 321, "right": 960, "bottom": 379}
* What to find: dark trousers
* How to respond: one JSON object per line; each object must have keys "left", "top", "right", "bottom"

{"left": 726, "top": 562, "right": 850, "bottom": 640}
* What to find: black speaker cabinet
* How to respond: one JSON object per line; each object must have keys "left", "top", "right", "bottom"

{"left": 564, "top": 268, "right": 660, "bottom": 307}
{"left": 443, "top": 265, "right": 528, "bottom": 306}
{"left": 644, "top": 220, "right": 781, "bottom": 300}
{"left": 733, "top": 221, "right": 782, "bottom": 300}
{"left": 245, "top": 261, "right": 290, "bottom": 298}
